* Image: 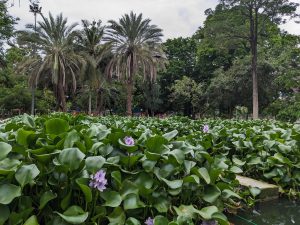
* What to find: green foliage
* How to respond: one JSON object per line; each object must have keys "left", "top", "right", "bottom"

{"left": 0, "top": 113, "right": 299, "bottom": 225}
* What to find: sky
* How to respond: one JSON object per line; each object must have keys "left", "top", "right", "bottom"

{"left": 7, "top": 0, "right": 300, "bottom": 40}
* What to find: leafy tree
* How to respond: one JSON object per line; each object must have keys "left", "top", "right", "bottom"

{"left": 105, "top": 11, "right": 165, "bottom": 116}
{"left": 18, "top": 13, "right": 83, "bottom": 112}
{"left": 76, "top": 20, "right": 108, "bottom": 114}
{"left": 170, "top": 76, "right": 204, "bottom": 117}
{"left": 0, "top": 1, "right": 16, "bottom": 64}
{"left": 205, "top": 0, "right": 299, "bottom": 118}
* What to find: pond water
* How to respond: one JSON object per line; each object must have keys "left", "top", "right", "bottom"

{"left": 229, "top": 199, "right": 300, "bottom": 225}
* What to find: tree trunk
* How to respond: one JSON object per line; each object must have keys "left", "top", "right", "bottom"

{"left": 57, "top": 82, "right": 66, "bottom": 112}
{"left": 126, "top": 81, "right": 133, "bottom": 116}
{"left": 250, "top": 6, "right": 259, "bottom": 119}
{"left": 31, "top": 88, "right": 35, "bottom": 115}
{"left": 88, "top": 89, "right": 92, "bottom": 115}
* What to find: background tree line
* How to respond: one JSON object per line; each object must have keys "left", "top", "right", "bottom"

{"left": 0, "top": 0, "right": 299, "bottom": 121}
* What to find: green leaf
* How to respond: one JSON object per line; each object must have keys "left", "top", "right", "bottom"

{"left": 161, "top": 178, "right": 183, "bottom": 189}
{"left": 0, "top": 158, "right": 21, "bottom": 175}
{"left": 154, "top": 215, "right": 169, "bottom": 225}
{"left": 126, "top": 217, "right": 141, "bottom": 225}
{"left": 58, "top": 148, "right": 85, "bottom": 171}
{"left": 145, "top": 136, "right": 168, "bottom": 154}
{"left": 0, "top": 205, "right": 10, "bottom": 225}
{"left": 153, "top": 196, "right": 170, "bottom": 213}
{"left": 203, "top": 185, "right": 221, "bottom": 203}
{"left": 22, "top": 114, "right": 35, "bottom": 128}
{"left": 0, "top": 142, "right": 12, "bottom": 160}
{"left": 249, "top": 187, "right": 261, "bottom": 197}
{"left": 45, "top": 118, "right": 69, "bottom": 135}
{"left": 101, "top": 191, "right": 122, "bottom": 207}
{"left": 173, "top": 205, "right": 198, "bottom": 219}
{"left": 163, "top": 130, "right": 178, "bottom": 141}
{"left": 76, "top": 178, "right": 92, "bottom": 204}
{"left": 16, "top": 129, "right": 35, "bottom": 146}
{"left": 39, "top": 191, "right": 57, "bottom": 210}
{"left": 24, "top": 215, "right": 39, "bottom": 225}
{"left": 64, "top": 130, "right": 80, "bottom": 148}
{"left": 123, "top": 193, "right": 145, "bottom": 210}
{"left": 198, "top": 206, "right": 219, "bottom": 220}
{"left": 15, "top": 164, "right": 40, "bottom": 187}
{"left": 198, "top": 167, "right": 211, "bottom": 184}
{"left": 0, "top": 184, "right": 21, "bottom": 204}
{"left": 229, "top": 166, "right": 243, "bottom": 174}
{"left": 85, "top": 156, "right": 105, "bottom": 173}
{"left": 222, "top": 189, "right": 241, "bottom": 199}
{"left": 168, "top": 149, "right": 185, "bottom": 164}
{"left": 56, "top": 206, "right": 88, "bottom": 224}
{"left": 107, "top": 207, "right": 125, "bottom": 225}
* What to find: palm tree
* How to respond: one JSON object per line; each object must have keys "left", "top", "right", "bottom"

{"left": 18, "top": 13, "right": 83, "bottom": 112}
{"left": 75, "top": 20, "right": 108, "bottom": 115}
{"left": 105, "top": 11, "right": 165, "bottom": 116}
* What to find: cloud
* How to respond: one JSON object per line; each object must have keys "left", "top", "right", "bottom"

{"left": 8, "top": 0, "right": 218, "bottom": 40}
{"left": 7, "top": 0, "right": 300, "bottom": 40}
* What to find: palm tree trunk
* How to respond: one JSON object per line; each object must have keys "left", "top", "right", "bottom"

{"left": 250, "top": 6, "right": 259, "bottom": 119}
{"left": 88, "top": 89, "right": 92, "bottom": 115}
{"left": 57, "top": 82, "right": 66, "bottom": 112}
{"left": 126, "top": 81, "right": 133, "bottom": 116}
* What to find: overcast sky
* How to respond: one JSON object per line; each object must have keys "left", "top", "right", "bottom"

{"left": 7, "top": 0, "right": 300, "bottom": 40}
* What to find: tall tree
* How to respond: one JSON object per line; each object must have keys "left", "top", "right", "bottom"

{"left": 206, "top": 0, "right": 299, "bottom": 118}
{"left": 18, "top": 13, "right": 83, "bottom": 112}
{"left": 76, "top": 20, "right": 108, "bottom": 115}
{"left": 0, "top": 1, "right": 16, "bottom": 66}
{"left": 105, "top": 11, "right": 165, "bottom": 116}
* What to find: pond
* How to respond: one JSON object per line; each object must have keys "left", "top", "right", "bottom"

{"left": 229, "top": 199, "right": 300, "bottom": 225}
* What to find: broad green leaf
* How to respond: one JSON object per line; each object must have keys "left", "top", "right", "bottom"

{"left": 22, "top": 114, "right": 35, "bottom": 128}
{"left": 0, "top": 142, "right": 12, "bottom": 160}
{"left": 15, "top": 164, "right": 40, "bottom": 187}
{"left": 0, "top": 184, "right": 21, "bottom": 204}
{"left": 56, "top": 206, "right": 88, "bottom": 224}
{"left": 64, "top": 130, "right": 80, "bottom": 148}
{"left": 161, "top": 178, "right": 183, "bottom": 189}
{"left": 16, "top": 129, "right": 35, "bottom": 146}
{"left": 249, "top": 187, "right": 261, "bottom": 197}
{"left": 58, "top": 148, "right": 85, "bottom": 171}
{"left": 153, "top": 196, "right": 170, "bottom": 213}
{"left": 45, "top": 118, "right": 69, "bottom": 135}
{"left": 85, "top": 156, "right": 105, "bottom": 173}
{"left": 101, "top": 191, "right": 122, "bottom": 207}
{"left": 145, "top": 136, "right": 168, "bottom": 154}
{"left": 154, "top": 216, "right": 169, "bottom": 225}
{"left": 222, "top": 189, "right": 241, "bottom": 199}
{"left": 203, "top": 185, "right": 221, "bottom": 203}
{"left": 24, "top": 215, "right": 39, "bottom": 225}
{"left": 229, "top": 166, "right": 243, "bottom": 174}
{"left": 76, "top": 178, "right": 92, "bottom": 203}
{"left": 173, "top": 205, "right": 198, "bottom": 219}
{"left": 0, "top": 158, "right": 20, "bottom": 175}
{"left": 198, "top": 206, "right": 219, "bottom": 220}
{"left": 198, "top": 167, "right": 211, "bottom": 184}
{"left": 107, "top": 207, "right": 126, "bottom": 225}
{"left": 163, "top": 130, "right": 178, "bottom": 141}
{"left": 39, "top": 191, "right": 57, "bottom": 210}
{"left": 126, "top": 217, "right": 141, "bottom": 225}
{"left": 123, "top": 193, "right": 145, "bottom": 210}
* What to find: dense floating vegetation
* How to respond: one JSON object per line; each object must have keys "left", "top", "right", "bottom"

{"left": 0, "top": 114, "right": 299, "bottom": 224}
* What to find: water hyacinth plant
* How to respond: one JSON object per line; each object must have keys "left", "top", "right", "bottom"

{"left": 0, "top": 113, "right": 299, "bottom": 225}
{"left": 89, "top": 170, "right": 107, "bottom": 192}
{"left": 203, "top": 124, "right": 209, "bottom": 133}
{"left": 145, "top": 217, "right": 154, "bottom": 225}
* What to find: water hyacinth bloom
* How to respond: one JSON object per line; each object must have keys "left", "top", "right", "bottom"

{"left": 203, "top": 125, "right": 209, "bottom": 133}
{"left": 124, "top": 136, "right": 135, "bottom": 146}
{"left": 145, "top": 217, "right": 154, "bottom": 225}
{"left": 89, "top": 170, "right": 107, "bottom": 192}
{"left": 201, "top": 220, "right": 217, "bottom": 225}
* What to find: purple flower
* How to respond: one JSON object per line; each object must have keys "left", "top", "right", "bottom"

{"left": 145, "top": 217, "right": 154, "bottom": 225}
{"left": 203, "top": 125, "right": 209, "bottom": 133}
{"left": 89, "top": 170, "right": 107, "bottom": 192}
{"left": 124, "top": 136, "right": 135, "bottom": 146}
{"left": 201, "top": 220, "right": 217, "bottom": 225}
